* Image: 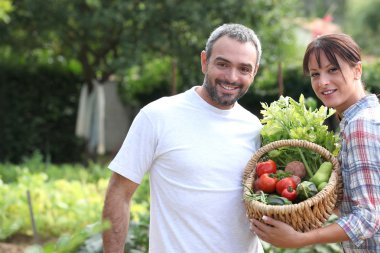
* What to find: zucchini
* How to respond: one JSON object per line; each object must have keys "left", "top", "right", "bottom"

{"left": 266, "top": 194, "right": 292, "bottom": 205}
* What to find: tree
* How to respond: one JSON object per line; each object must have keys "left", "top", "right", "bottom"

{"left": 0, "top": 0, "right": 13, "bottom": 23}
{"left": 0, "top": 0, "right": 301, "bottom": 159}
{"left": 0, "top": 0, "right": 299, "bottom": 90}
{"left": 344, "top": 0, "right": 380, "bottom": 56}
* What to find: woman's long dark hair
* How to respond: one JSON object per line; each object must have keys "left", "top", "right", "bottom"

{"left": 302, "top": 33, "right": 361, "bottom": 75}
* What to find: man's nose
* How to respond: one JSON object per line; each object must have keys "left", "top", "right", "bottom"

{"left": 224, "top": 68, "right": 239, "bottom": 82}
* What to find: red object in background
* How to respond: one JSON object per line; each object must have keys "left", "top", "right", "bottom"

{"left": 302, "top": 13, "right": 341, "bottom": 38}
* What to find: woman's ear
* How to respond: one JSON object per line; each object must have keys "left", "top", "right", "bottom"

{"left": 354, "top": 61, "right": 362, "bottom": 80}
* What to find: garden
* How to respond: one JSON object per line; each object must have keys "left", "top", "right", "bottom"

{"left": 1, "top": 0, "right": 380, "bottom": 252}
{"left": 0, "top": 152, "right": 344, "bottom": 253}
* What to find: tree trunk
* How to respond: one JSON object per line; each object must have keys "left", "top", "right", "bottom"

{"left": 277, "top": 62, "right": 284, "bottom": 97}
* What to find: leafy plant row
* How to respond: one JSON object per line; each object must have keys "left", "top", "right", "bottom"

{"left": 0, "top": 162, "right": 150, "bottom": 253}
{"left": 0, "top": 169, "right": 109, "bottom": 240}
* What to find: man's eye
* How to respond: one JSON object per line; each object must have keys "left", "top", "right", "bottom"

{"left": 240, "top": 67, "right": 251, "bottom": 74}
{"left": 216, "top": 62, "right": 228, "bottom": 68}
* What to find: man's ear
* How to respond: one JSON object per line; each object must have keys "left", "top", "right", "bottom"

{"left": 200, "top": 50, "right": 207, "bottom": 74}
{"left": 253, "top": 64, "right": 260, "bottom": 76}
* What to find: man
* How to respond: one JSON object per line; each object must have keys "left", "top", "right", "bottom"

{"left": 102, "top": 23, "right": 264, "bottom": 253}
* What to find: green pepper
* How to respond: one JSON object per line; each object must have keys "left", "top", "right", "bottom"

{"left": 310, "top": 161, "right": 333, "bottom": 186}
{"left": 296, "top": 181, "right": 318, "bottom": 201}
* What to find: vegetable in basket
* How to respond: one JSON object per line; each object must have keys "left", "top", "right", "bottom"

{"left": 256, "top": 173, "right": 277, "bottom": 193}
{"left": 266, "top": 194, "right": 292, "bottom": 205}
{"left": 281, "top": 186, "right": 297, "bottom": 201}
{"left": 276, "top": 177, "right": 296, "bottom": 195}
{"left": 296, "top": 181, "right": 318, "bottom": 201}
{"left": 310, "top": 161, "right": 333, "bottom": 189}
{"left": 284, "top": 161, "right": 306, "bottom": 179}
{"left": 255, "top": 160, "right": 277, "bottom": 177}
{"left": 260, "top": 94, "right": 340, "bottom": 177}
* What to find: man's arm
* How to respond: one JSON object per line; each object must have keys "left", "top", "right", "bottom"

{"left": 102, "top": 172, "right": 139, "bottom": 253}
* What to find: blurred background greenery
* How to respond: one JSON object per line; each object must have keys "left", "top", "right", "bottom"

{"left": 0, "top": 0, "right": 380, "bottom": 252}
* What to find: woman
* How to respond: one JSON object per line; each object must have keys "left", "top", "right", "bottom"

{"left": 251, "top": 33, "right": 380, "bottom": 252}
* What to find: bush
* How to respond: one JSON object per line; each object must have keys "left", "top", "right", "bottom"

{"left": 0, "top": 62, "right": 84, "bottom": 163}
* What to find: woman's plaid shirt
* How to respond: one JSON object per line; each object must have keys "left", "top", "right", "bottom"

{"left": 337, "top": 94, "right": 380, "bottom": 252}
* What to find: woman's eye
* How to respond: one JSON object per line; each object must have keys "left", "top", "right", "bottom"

{"left": 310, "top": 72, "right": 319, "bottom": 78}
{"left": 330, "top": 67, "right": 338, "bottom": 72}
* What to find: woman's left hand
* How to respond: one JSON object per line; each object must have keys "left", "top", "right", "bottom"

{"left": 250, "top": 216, "right": 305, "bottom": 248}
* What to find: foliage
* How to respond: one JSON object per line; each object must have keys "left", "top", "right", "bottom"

{"left": 0, "top": 0, "right": 300, "bottom": 92}
{"left": 260, "top": 95, "right": 340, "bottom": 174}
{"left": 297, "top": 0, "right": 347, "bottom": 23}
{"left": 0, "top": 0, "right": 13, "bottom": 23}
{"left": 0, "top": 151, "right": 110, "bottom": 184}
{"left": 119, "top": 55, "right": 174, "bottom": 107}
{"left": 0, "top": 154, "right": 150, "bottom": 252}
{"left": 344, "top": 0, "right": 380, "bottom": 56}
{"left": 0, "top": 169, "right": 109, "bottom": 239}
{"left": 239, "top": 63, "right": 316, "bottom": 123}
{"left": 24, "top": 221, "right": 110, "bottom": 253}
{"left": 0, "top": 0, "right": 303, "bottom": 164}
{"left": 362, "top": 61, "right": 380, "bottom": 94}
{"left": 0, "top": 63, "right": 84, "bottom": 163}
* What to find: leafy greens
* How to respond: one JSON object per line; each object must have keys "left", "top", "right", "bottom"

{"left": 260, "top": 95, "right": 340, "bottom": 178}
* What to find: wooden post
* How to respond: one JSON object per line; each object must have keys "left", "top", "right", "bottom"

{"left": 171, "top": 58, "right": 177, "bottom": 95}
{"left": 278, "top": 62, "right": 284, "bottom": 97}
{"left": 27, "top": 190, "right": 40, "bottom": 244}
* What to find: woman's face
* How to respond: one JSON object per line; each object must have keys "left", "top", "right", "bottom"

{"left": 308, "top": 52, "right": 364, "bottom": 114}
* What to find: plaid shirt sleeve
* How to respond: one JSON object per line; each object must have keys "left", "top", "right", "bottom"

{"left": 337, "top": 115, "right": 380, "bottom": 247}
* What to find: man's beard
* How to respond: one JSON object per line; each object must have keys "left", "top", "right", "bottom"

{"left": 203, "top": 74, "right": 247, "bottom": 107}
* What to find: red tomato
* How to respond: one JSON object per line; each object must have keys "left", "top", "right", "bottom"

{"left": 276, "top": 177, "right": 296, "bottom": 195}
{"left": 281, "top": 186, "right": 297, "bottom": 201}
{"left": 257, "top": 173, "right": 278, "bottom": 193}
{"left": 256, "top": 160, "right": 277, "bottom": 177}
{"left": 253, "top": 178, "right": 261, "bottom": 191}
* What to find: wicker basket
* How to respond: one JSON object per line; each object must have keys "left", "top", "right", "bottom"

{"left": 243, "top": 139, "right": 343, "bottom": 232}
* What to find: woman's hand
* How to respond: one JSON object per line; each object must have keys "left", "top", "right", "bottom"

{"left": 250, "top": 216, "right": 305, "bottom": 248}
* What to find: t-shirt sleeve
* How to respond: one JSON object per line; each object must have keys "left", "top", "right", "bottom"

{"left": 108, "top": 110, "right": 156, "bottom": 184}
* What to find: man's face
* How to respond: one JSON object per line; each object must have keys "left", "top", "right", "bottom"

{"left": 200, "top": 36, "right": 258, "bottom": 110}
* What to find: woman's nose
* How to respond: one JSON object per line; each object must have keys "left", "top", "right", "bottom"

{"left": 319, "top": 73, "right": 330, "bottom": 86}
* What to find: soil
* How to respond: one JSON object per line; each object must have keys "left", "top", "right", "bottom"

{"left": 0, "top": 235, "right": 38, "bottom": 253}
{"left": 0, "top": 243, "right": 28, "bottom": 253}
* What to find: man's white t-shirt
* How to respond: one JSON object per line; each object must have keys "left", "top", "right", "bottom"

{"left": 109, "top": 86, "right": 263, "bottom": 253}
